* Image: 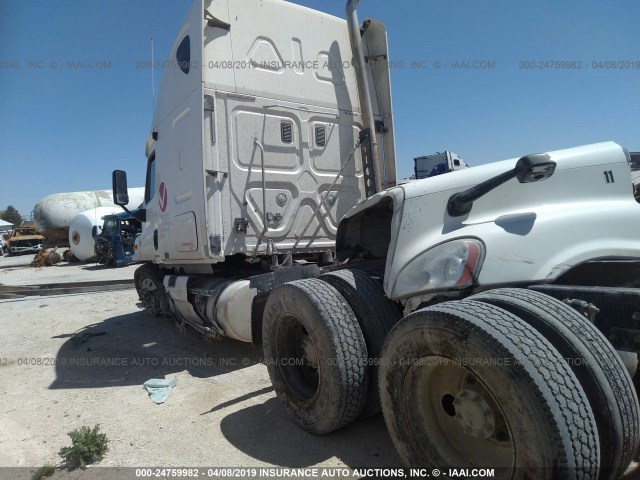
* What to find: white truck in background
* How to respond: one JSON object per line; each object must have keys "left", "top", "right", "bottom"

{"left": 113, "top": 1, "right": 640, "bottom": 478}
{"left": 414, "top": 151, "right": 468, "bottom": 179}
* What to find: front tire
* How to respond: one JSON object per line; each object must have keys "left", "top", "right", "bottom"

{"left": 262, "top": 278, "right": 368, "bottom": 434}
{"left": 380, "top": 300, "right": 599, "bottom": 479}
{"left": 134, "top": 263, "right": 170, "bottom": 317}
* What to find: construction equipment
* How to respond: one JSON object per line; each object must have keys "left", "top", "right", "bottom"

{"left": 67, "top": 207, "right": 123, "bottom": 261}
{"left": 94, "top": 210, "right": 142, "bottom": 267}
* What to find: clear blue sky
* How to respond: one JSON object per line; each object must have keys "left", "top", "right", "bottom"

{"left": 1, "top": 0, "right": 639, "bottom": 218}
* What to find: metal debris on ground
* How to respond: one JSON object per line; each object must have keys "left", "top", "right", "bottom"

{"left": 31, "top": 248, "right": 62, "bottom": 267}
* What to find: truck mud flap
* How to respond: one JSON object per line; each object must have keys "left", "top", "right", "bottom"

{"left": 248, "top": 264, "right": 321, "bottom": 347}
{"left": 248, "top": 264, "right": 320, "bottom": 294}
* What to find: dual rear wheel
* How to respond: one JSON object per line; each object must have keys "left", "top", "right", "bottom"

{"left": 261, "top": 277, "right": 369, "bottom": 434}
{"left": 262, "top": 275, "right": 639, "bottom": 479}
{"left": 467, "top": 288, "right": 639, "bottom": 480}
{"left": 380, "top": 289, "right": 640, "bottom": 480}
{"left": 261, "top": 270, "right": 402, "bottom": 432}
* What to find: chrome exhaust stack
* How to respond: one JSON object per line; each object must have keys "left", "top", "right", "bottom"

{"left": 346, "top": 0, "right": 382, "bottom": 195}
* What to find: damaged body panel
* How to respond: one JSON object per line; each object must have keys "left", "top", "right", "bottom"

{"left": 337, "top": 141, "right": 640, "bottom": 301}
{"left": 7, "top": 226, "right": 45, "bottom": 255}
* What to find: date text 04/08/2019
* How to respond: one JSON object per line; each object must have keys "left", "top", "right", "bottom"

{"left": 133, "top": 467, "right": 497, "bottom": 478}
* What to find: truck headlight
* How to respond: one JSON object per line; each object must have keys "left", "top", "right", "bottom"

{"left": 393, "top": 238, "right": 484, "bottom": 297}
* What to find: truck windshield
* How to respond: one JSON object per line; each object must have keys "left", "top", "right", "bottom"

{"left": 101, "top": 219, "right": 117, "bottom": 237}
{"left": 415, "top": 157, "right": 447, "bottom": 179}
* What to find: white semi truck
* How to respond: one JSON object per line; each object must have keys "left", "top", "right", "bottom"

{"left": 113, "top": 1, "right": 640, "bottom": 478}
{"left": 414, "top": 151, "right": 468, "bottom": 179}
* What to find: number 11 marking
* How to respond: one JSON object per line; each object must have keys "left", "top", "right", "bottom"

{"left": 604, "top": 170, "right": 615, "bottom": 183}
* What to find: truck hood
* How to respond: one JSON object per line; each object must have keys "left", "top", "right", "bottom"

{"left": 385, "top": 141, "right": 636, "bottom": 299}
{"left": 338, "top": 141, "right": 637, "bottom": 300}
{"left": 399, "top": 141, "right": 629, "bottom": 201}
{"left": 340, "top": 141, "right": 630, "bottom": 225}
{"left": 10, "top": 235, "right": 45, "bottom": 241}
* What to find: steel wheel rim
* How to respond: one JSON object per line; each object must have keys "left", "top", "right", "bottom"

{"left": 402, "top": 355, "right": 515, "bottom": 471}
{"left": 274, "top": 314, "right": 320, "bottom": 403}
{"left": 140, "top": 277, "right": 157, "bottom": 292}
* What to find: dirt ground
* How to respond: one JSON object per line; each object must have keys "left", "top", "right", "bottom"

{"left": 0, "top": 258, "right": 401, "bottom": 479}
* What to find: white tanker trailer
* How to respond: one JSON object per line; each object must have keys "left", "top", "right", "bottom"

{"left": 67, "top": 207, "right": 124, "bottom": 261}
{"left": 33, "top": 188, "right": 144, "bottom": 247}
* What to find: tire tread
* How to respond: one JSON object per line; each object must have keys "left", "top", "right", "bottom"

{"left": 469, "top": 288, "right": 640, "bottom": 478}
{"left": 263, "top": 278, "right": 368, "bottom": 433}
{"left": 320, "top": 269, "right": 401, "bottom": 417}
{"left": 381, "top": 300, "right": 599, "bottom": 479}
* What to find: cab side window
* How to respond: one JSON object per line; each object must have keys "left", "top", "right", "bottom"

{"left": 145, "top": 153, "right": 156, "bottom": 204}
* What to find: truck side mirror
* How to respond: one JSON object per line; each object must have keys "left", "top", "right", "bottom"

{"left": 515, "top": 154, "right": 555, "bottom": 183}
{"left": 448, "top": 153, "right": 557, "bottom": 217}
{"left": 112, "top": 170, "right": 129, "bottom": 206}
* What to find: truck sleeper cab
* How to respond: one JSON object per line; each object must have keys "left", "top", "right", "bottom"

{"left": 132, "top": 0, "right": 395, "bottom": 268}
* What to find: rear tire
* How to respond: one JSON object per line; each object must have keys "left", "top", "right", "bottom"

{"left": 262, "top": 278, "right": 368, "bottom": 434}
{"left": 380, "top": 300, "right": 599, "bottom": 479}
{"left": 319, "top": 268, "right": 401, "bottom": 417}
{"left": 468, "top": 288, "right": 640, "bottom": 480}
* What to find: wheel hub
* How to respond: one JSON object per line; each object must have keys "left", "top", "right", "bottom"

{"left": 140, "top": 278, "right": 157, "bottom": 292}
{"left": 453, "top": 389, "right": 496, "bottom": 439}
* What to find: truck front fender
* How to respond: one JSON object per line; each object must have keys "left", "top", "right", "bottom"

{"left": 336, "top": 187, "right": 404, "bottom": 295}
